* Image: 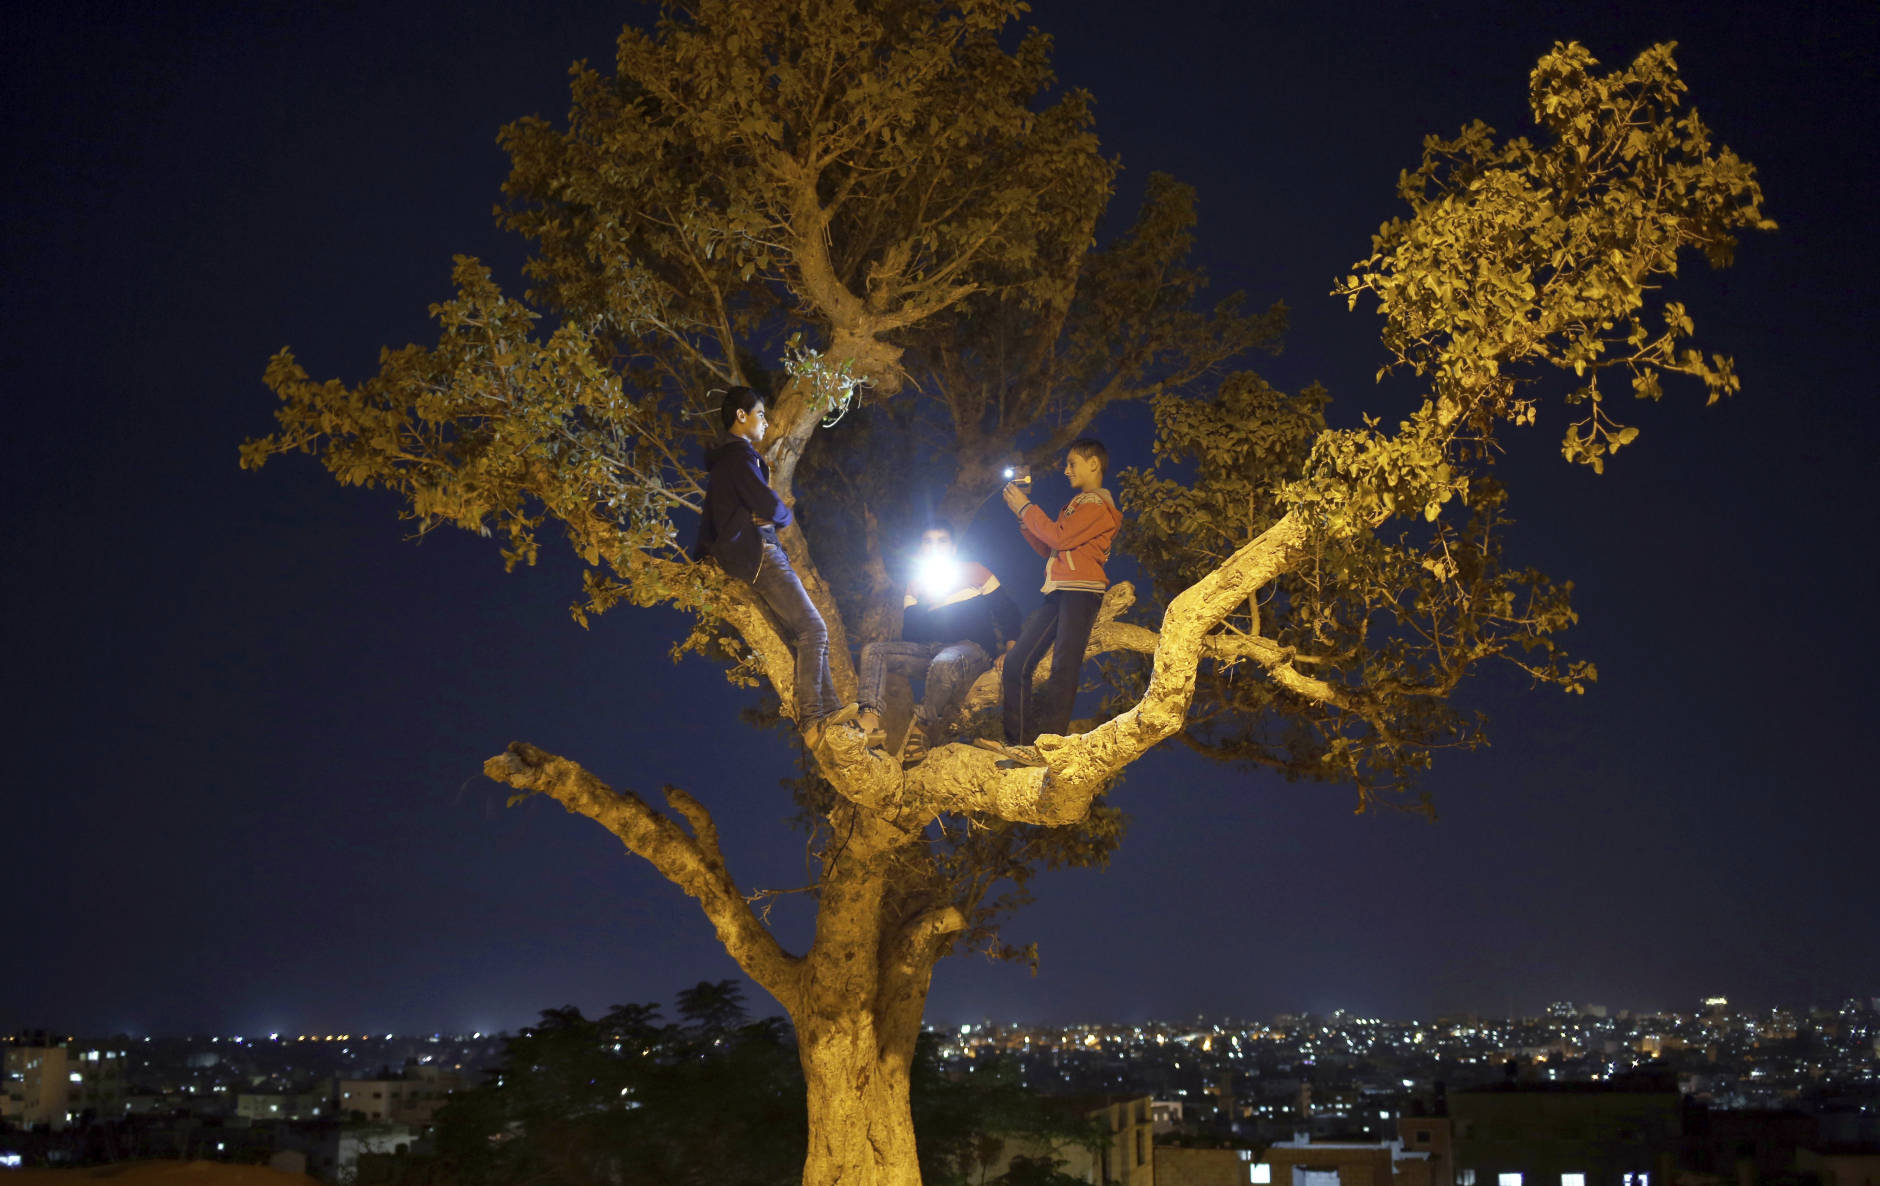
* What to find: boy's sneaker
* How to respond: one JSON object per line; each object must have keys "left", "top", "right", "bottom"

{"left": 804, "top": 716, "right": 864, "bottom": 753}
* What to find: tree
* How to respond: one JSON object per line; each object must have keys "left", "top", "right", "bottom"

{"left": 432, "top": 984, "right": 806, "bottom": 1186}
{"left": 242, "top": 0, "right": 1771, "bottom": 1179}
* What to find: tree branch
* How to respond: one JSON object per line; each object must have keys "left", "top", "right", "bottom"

{"left": 484, "top": 742, "right": 802, "bottom": 1008}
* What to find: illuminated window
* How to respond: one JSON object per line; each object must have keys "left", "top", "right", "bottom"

{"left": 1624, "top": 1176, "right": 1651, "bottom": 1186}
{"left": 1458, "top": 1173, "right": 1476, "bottom": 1186}
{"left": 1563, "top": 1176, "right": 1586, "bottom": 1186}
{"left": 1500, "top": 1175, "right": 1523, "bottom": 1186}
{"left": 1251, "top": 1165, "right": 1272, "bottom": 1184}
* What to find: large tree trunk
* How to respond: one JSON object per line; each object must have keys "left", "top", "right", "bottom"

{"left": 797, "top": 1006, "right": 923, "bottom": 1186}
{"left": 789, "top": 806, "right": 940, "bottom": 1186}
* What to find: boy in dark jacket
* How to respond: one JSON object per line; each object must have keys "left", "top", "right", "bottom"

{"left": 856, "top": 521, "right": 1021, "bottom": 763}
{"left": 987, "top": 438, "right": 1123, "bottom": 757}
{"left": 692, "top": 387, "right": 856, "bottom": 748}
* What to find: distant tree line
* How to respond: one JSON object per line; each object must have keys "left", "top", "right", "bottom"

{"left": 397, "top": 982, "right": 1097, "bottom": 1186}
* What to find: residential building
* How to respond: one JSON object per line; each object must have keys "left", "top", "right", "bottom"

{"left": 1256, "top": 1132, "right": 1436, "bottom": 1186}
{"left": 1450, "top": 1074, "right": 1682, "bottom": 1186}
{"left": 981, "top": 1093, "right": 1156, "bottom": 1186}
{"left": 2, "top": 1038, "right": 126, "bottom": 1131}
{"left": 336, "top": 1065, "right": 463, "bottom": 1127}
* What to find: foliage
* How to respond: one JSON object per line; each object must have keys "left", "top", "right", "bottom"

{"left": 910, "top": 1040, "right": 1106, "bottom": 1185}
{"left": 1113, "top": 40, "right": 1771, "bottom": 809}
{"left": 432, "top": 983, "right": 804, "bottom": 1186}
{"left": 243, "top": 8, "right": 1770, "bottom": 1181}
{"left": 426, "top": 987, "right": 1098, "bottom": 1186}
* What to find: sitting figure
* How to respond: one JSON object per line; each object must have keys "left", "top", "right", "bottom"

{"left": 857, "top": 520, "right": 1020, "bottom": 763}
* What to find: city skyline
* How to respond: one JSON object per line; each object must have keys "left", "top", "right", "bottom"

{"left": 12, "top": 990, "right": 1879, "bottom": 1043}
{"left": 3, "top": 0, "right": 1875, "bottom": 1036}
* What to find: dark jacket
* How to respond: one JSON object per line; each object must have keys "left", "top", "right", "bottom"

{"left": 902, "top": 561, "right": 1022, "bottom": 658}
{"left": 693, "top": 436, "right": 792, "bottom": 582}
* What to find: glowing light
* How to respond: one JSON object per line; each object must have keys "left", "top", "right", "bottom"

{"left": 914, "top": 554, "right": 961, "bottom": 598}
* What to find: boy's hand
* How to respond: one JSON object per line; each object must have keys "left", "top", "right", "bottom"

{"left": 1001, "top": 483, "right": 1029, "bottom": 513}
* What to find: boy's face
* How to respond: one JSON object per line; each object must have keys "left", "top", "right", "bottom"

{"left": 733, "top": 400, "right": 768, "bottom": 443}
{"left": 918, "top": 529, "right": 955, "bottom": 559}
{"left": 1063, "top": 449, "right": 1103, "bottom": 490}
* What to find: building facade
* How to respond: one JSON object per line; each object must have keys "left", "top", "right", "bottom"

{"left": 2, "top": 1039, "right": 126, "bottom": 1131}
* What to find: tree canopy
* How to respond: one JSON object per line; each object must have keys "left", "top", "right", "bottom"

{"left": 243, "top": 3, "right": 1770, "bottom": 1181}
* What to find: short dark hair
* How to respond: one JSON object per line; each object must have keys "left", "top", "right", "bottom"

{"left": 1068, "top": 437, "right": 1108, "bottom": 477}
{"left": 718, "top": 385, "right": 763, "bottom": 430}
{"left": 919, "top": 518, "right": 956, "bottom": 541}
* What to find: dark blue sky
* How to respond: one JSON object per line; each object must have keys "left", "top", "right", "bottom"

{"left": 3, "top": 0, "right": 1874, "bottom": 1035}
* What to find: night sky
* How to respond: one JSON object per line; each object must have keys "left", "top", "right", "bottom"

{"left": 4, "top": 0, "right": 1875, "bottom": 1037}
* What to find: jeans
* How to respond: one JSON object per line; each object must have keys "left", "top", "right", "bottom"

{"left": 1003, "top": 589, "right": 1102, "bottom": 745}
{"left": 749, "top": 535, "right": 840, "bottom": 726}
{"left": 858, "top": 639, "right": 992, "bottom": 731}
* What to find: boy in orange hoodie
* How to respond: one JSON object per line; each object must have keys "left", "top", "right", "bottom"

{"left": 990, "top": 438, "right": 1123, "bottom": 755}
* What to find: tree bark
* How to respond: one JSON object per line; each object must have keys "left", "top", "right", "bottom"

{"left": 796, "top": 1008, "right": 924, "bottom": 1186}
{"left": 789, "top": 807, "right": 941, "bottom": 1186}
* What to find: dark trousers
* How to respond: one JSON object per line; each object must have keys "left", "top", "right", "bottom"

{"left": 858, "top": 639, "right": 992, "bottom": 730}
{"left": 1002, "top": 589, "right": 1102, "bottom": 745}
{"left": 749, "top": 535, "right": 839, "bottom": 726}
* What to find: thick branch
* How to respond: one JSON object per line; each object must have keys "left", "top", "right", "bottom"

{"left": 483, "top": 742, "right": 801, "bottom": 1007}
{"left": 1088, "top": 620, "right": 1343, "bottom": 706}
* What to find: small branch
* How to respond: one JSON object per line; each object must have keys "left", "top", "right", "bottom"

{"left": 890, "top": 906, "right": 967, "bottom": 975}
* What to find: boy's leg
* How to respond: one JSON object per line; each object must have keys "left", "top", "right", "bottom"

{"left": 1033, "top": 590, "right": 1102, "bottom": 739}
{"left": 858, "top": 641, "right": 940, "bottom": 732}
{"left": 1002, "top": 596, "right": 1060, "bottom": 745}
{"left": 921, "top": 641, "right": 991, "bottom": 734}
{"left": 749, "top": 540, "right": 835, "bottom": 726}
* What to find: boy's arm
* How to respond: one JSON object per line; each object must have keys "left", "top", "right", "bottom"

{"left": 727, "top": 452, "right": 794, "bottom": 528}
{"left": 1017, "top": 517, "right": 1052, "bottom": 557}
{"left": 1018, "top": 499, "right": 1113, "bottom": 551}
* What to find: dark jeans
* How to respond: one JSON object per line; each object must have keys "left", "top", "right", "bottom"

{"left": 1002, "top": 589, "right": 1102, "bottom": 745}
{"left": 749, "top": 535, "right": 839, "bottom": 726}
{"left": 858, "top": 639, "right": 992, "bottom": 730}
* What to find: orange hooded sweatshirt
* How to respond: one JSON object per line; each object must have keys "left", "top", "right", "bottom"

{"left": 1018, "top": 488, "right": 1123, "bottom": 594}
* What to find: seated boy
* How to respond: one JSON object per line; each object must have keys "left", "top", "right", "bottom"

{"left": 857, "top": 521, "right": 1020, "bottom": 762}
{"left": 988, "top": 438, "right": 1122, "bottom": 759}
{"left": 691, "top": 386, "right": 856, "bottom": 748}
